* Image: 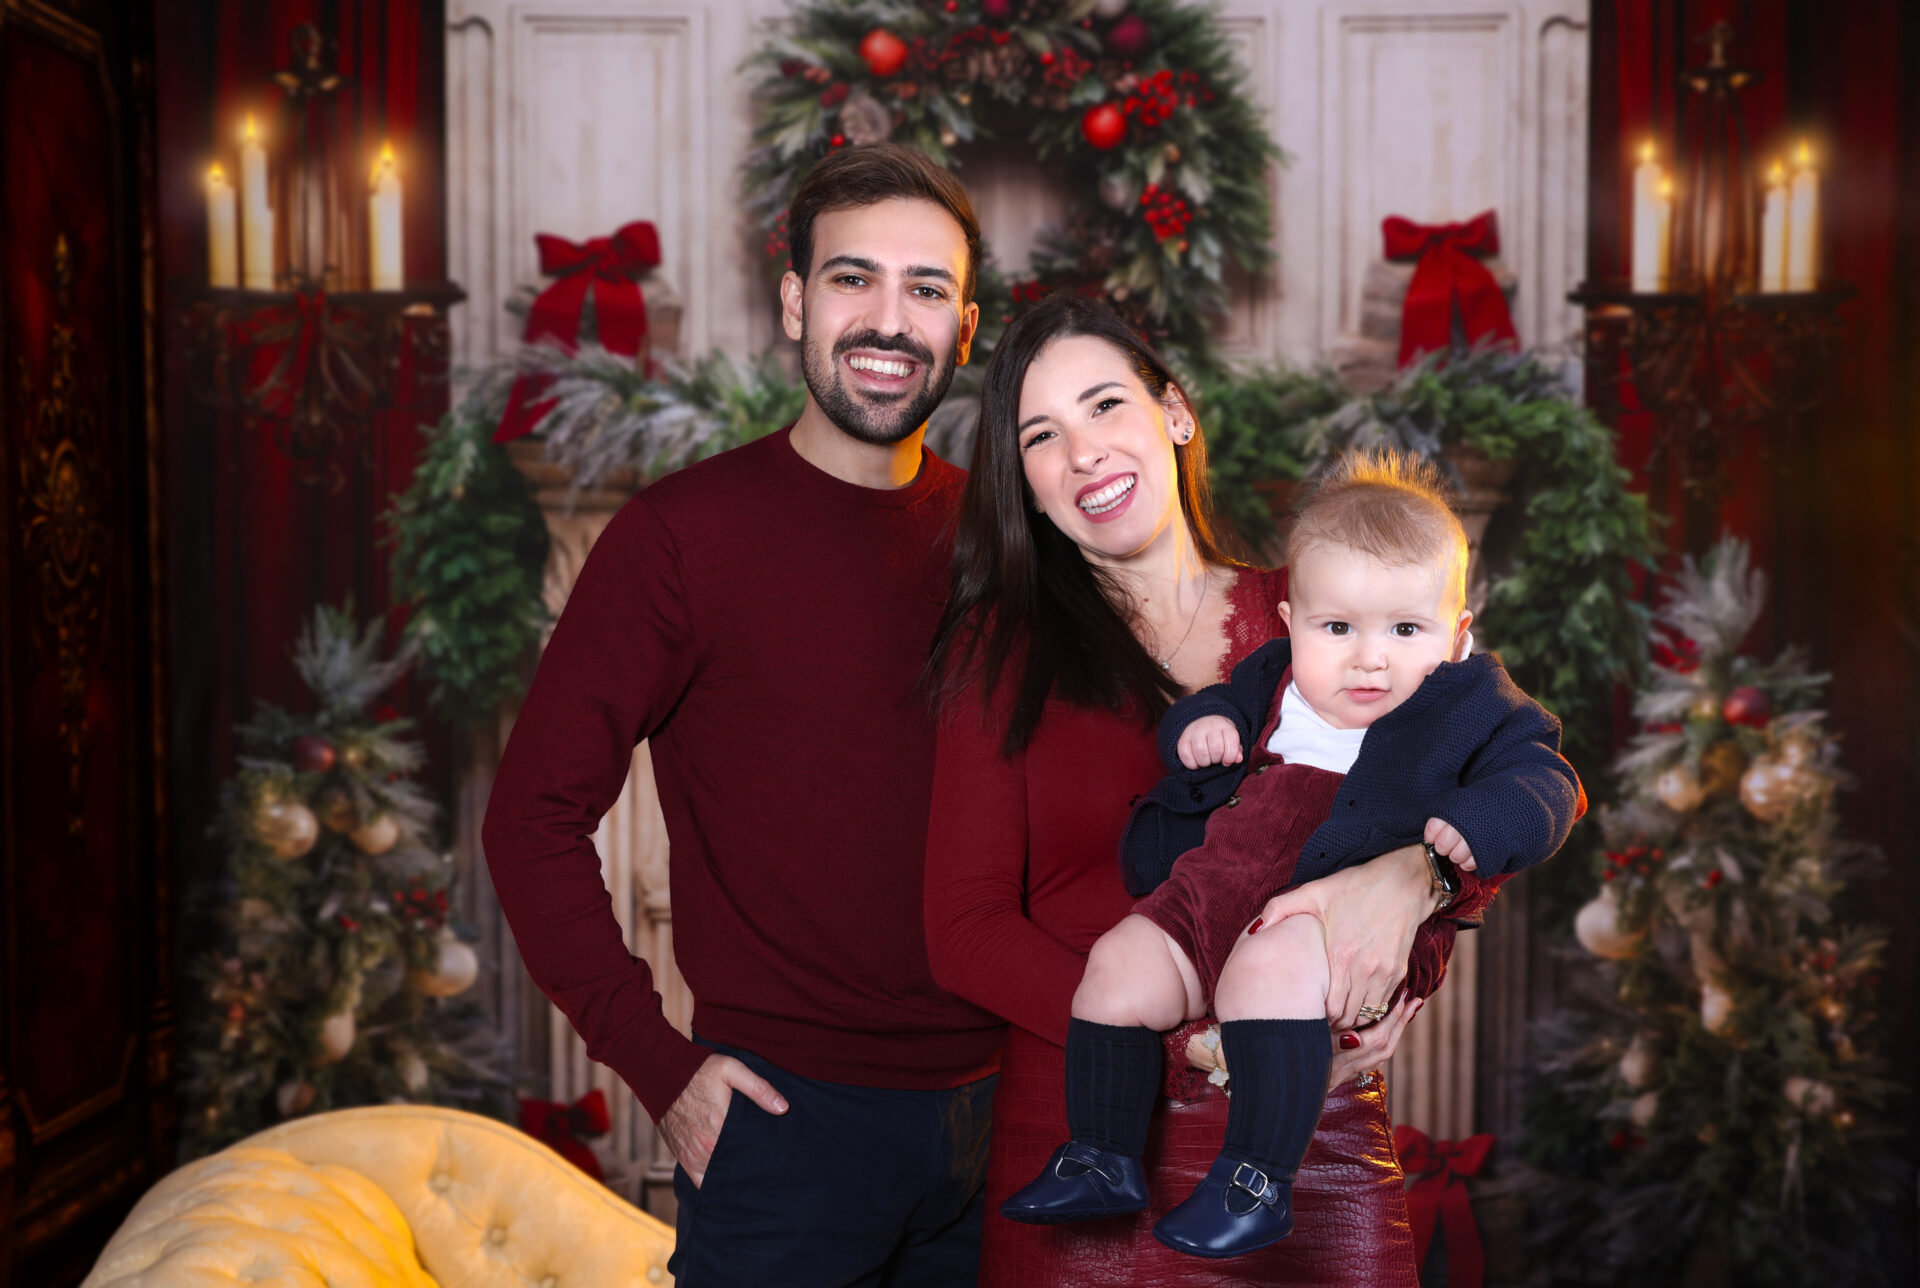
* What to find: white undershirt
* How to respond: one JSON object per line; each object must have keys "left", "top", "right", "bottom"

{"left": 1263, "top": 632, "right": 1473, "bottom": 772}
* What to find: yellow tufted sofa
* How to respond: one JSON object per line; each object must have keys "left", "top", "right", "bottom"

{"left": 83, "top": 1104, "right": 676, "bottom": 1287}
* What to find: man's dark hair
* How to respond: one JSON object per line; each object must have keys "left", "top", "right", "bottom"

{"left": 787, "top": 143, "right": 981, "bottom": 304}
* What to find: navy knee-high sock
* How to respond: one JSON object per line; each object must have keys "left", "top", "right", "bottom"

{"left": 1064, "top": 1018, "right": 1162, "bottom": 1157}
{"left": 1218, "top": 1019, "right": 1332, "bottom": 1178}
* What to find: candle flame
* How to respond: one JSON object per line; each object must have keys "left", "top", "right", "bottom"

{"left": 1797, "top": 140, "right": 1813, "bottom": 167}
{"left": 1640, "top": 140, "right": 1655, "bottom": 163}
{"left": 1659, "top": 177, "right": 1674, "bottom": 198}
{"left": 1769, "top": 160, "right": 1786, "bottom": 185}
{"left": 371, "top": 141, "right": 398, "bottom": 186}
{"left": 244, "top": 114, "right": 257, "bottom": 143}
{"left": 208, "top": 162, "right": 227, "bottom": 185}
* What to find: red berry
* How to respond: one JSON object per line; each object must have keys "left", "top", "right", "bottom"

{"left": 831, "top": 133, "right": 846, "bottom": 147}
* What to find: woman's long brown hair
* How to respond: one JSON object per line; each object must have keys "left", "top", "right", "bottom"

{"left": 925, "top": 292, "right": 1241, "bottom": 757}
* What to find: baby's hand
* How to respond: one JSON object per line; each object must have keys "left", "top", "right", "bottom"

{"left": 1177, "top": 715, "right": 1243, "bottom": 769}
{"left": 1424, "top": 817, "right": 1476, "bottom": 871}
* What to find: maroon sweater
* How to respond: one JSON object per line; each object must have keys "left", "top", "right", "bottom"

{"left": 483, "top": 428, "right": 1004, "bottom": 1122}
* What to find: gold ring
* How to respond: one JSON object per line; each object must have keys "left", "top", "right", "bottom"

{"left": 1356, "top": 1003, "right": 1390, "bottom": 1023}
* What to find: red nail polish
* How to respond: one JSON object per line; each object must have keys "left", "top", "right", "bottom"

{"left": 1248, "top": 918, "right": 1263, "bottom": 935}
{"left": 1339, "top": 1032, "right": 1361, "bottom": 1050}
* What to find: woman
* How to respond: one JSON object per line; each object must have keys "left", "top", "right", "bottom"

{"left": 923, "top": 294, "right": 1501, "bottom": 1284}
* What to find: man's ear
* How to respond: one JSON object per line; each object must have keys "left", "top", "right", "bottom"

{"left": 780, "top": 270, "right": 806, "bottom": 342}
{"left": 956, "top": 299, "right": 981, "bottom": 366}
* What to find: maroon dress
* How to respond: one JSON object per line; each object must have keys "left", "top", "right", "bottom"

{"left": 926, "top": 568, "right": 1494, "bottom": 1287}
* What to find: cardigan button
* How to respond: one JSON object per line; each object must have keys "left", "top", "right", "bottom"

{"left": 1226, "top": 795, "right": 1241, "bottom": 808}
{"left": 1189, "top": 787, "right": 1204, "bottom": 803}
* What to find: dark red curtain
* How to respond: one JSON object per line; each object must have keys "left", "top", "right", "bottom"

{"left": 1588, "top": 0, "right": 1920, "bottom": 1150}
{"left": 155, "top": 0, "right": 450, "bottom": 891}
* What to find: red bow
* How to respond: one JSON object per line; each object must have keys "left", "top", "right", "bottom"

{"left": 519, "top": 1088, "right": 613, "bottom": 1180}
{"left": 1393, "top": 1126, "right": 1495, "bottom": 1287}
{"left": 1381, "top": 211, "right": 1518, "bottom": 368}
{"left": 495, "top": 221, "right": 662, "bottom": 442}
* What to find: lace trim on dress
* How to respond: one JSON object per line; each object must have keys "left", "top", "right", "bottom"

{"left": 1216, "top": 564, "right": 1288, "bottom": 680}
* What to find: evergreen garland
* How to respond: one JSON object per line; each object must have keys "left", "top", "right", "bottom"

{"left": 743, "top": 0, "right": 1281, "bottom": 365}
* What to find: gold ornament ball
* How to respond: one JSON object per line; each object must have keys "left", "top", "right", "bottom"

{"left": 349, "top": 813, "right": 400, "bottom": 856}
{"left": 1700, "top": 980, "right": 1736, "bottom": 1035}
{"left": 339, "top": 743, "right": 369, "bottom": 772}
{"left": 1783, "top": 1076, "right": 1835, "bottom": 1116}
{"left": 1699, "top": 742, "right": 1748, "bottom": 796}
{"left": 1652, "top": 764, "right": 1707, "bottom": 812}
{"left": 255, "top": 799, "right": 320, "bottom": 860}
{"left": 1628, "top": 1090, "right": 1660, "bottom": 1130}
{"left": 412, "top": 931, "right": 480, "bottom": 998}
{"left": 1815, "top": 994, "right": 1846, "bottom": 1024}
{"left": 1739, "top": 756, "right": 1802, "bottom": 823}
{"left": 1574, "top": 887, "right": 1642, "bottom": 960}
{"left": 1688, "top": 693, "right": 1722, "bottom": 722}
{"left": 1618, "top": 1033, "right": 1659, "bottom": 1090}
{"left": 276, "top": 1079, "right": 317, "bottom": 1118}
{"left": 313, "top": 1009, "right": 357, "bottom": 1066}
{"left": 318, "top": 787, "right": 359, "bottom": 833}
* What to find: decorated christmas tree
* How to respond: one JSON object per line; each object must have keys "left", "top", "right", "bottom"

{"left": 183, "top": 606, "right": 512, "bottom": 1153}
{"left": 1524, "top": 539, "right": 1905, "bottom": 1285}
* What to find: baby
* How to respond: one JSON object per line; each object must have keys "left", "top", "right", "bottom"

{"left": 1002, "top": 449, "right": 1584, "bottom": 1257}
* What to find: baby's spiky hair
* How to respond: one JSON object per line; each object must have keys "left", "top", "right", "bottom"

{"left": 1286, "top": 448, "right": 1469, "bottom": 607}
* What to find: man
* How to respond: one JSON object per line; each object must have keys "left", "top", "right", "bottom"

{"left": 483, "top": 144, "right": 1001, "bottom": 1285}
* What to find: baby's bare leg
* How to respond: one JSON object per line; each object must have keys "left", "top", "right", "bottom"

{"left": 1073, "top": 913, "right": 1207, "bottom": 1030}
{"left": 1215, "top": 913, "right": 1330, "bottom": 1021}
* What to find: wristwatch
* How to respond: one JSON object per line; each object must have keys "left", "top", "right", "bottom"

{"left": 1422, "top": 841, "right": 1461, "bottom": 910}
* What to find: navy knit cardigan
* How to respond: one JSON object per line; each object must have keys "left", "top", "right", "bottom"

{"left": 1118, "top": 639, "right": 1584, "bottom": 899}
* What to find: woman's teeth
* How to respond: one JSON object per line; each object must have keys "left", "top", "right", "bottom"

{"left": 847, "top": 355, "right": 913, "bottom": 378}
{"left": 1079, "top": 476, "right": 1136, "bottom": 514}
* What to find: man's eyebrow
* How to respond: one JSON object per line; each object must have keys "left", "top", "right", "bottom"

{"left": 1017, "top": 383, "right": 1127, "bottom": 434}
{"left": 817, "top": 255, "right": 881, "bottom": 276}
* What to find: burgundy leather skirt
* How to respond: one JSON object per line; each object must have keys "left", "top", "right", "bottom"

{"left": 980, "top": 1026, "right": 1420, "bottom": 1287}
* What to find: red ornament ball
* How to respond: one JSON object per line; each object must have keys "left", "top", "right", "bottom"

{"left": 981, "top": 0, "right": 1012, "bottom": 24}
{"left": 1722, "top": 685, "right": 1772, "bottom": 727}
{"left": 859, "top": 28, "right": 909, "bottom": 78}
{"left": 831, "top": 133, "right": 847, "bottom": 148}
{"left": 1081, "top": 102, "right": 1127, "bottom": 150}
{"left": 291, "top": 734, "right": 336, "bottom": 774}
{"left": 1105, "top": 13, "right": 1153, "bottom": 60}
{"left": 945, "top": 0, "right": 958, "bottom": 9}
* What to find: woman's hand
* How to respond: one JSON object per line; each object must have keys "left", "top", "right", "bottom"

{"left": 1254, "top": 844, "right": 1440, "bottom": 1029}
{"left": 1328, "top": 992, "right": 1421, "bottom": 1089}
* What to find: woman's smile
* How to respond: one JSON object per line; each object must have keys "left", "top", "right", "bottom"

{"left": 1076, "top": 473, "right": 1137, "bottom": 519}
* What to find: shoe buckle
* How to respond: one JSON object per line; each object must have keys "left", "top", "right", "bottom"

{"left": 1058, "top": 1146, "right": 1119, "bottom": 1186}
{"left": 1230, "top": 1163, "right": 1275, "bottom": 1205}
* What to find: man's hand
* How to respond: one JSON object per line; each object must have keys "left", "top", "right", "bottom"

{"left": 1424, "top": 816, "right": 1477, "bottom": 871}
{"left": 1252, "top": 844, "right": 1438, "bottom": 1029}
{"left": 658, "top": 1053, "right": 789, "bottom": 1189}
{"left": 1177, "top": 715, "right": 1244, "bottom": 769}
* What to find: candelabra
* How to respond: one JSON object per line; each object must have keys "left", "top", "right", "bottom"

{"left": 1570, "top": 21, "right": 1853, "bottom": 550}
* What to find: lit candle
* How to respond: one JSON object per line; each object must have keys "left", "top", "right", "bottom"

{"left": 206, "top": 163, "right": 238, "bottom": 289}
{"left": 368, "top": 142, "right": 403, "bottom": 291}
{"left": 239, "top": 115, "right": 275, "bottom": 290}
{"left": 1655, "top": 176, "right": 1674, "bottom": 287}
{"left": 1786, "top": 141, "right": 1819, "bottom": 291}
{"left": 1631, "top": 140, "right": 1664, "bottom": 290}
{"left": 1760, "top": 160, "right": 1788, "bottom": 291}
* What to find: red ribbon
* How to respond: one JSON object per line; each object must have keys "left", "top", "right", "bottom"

{"left": 1393, "top": 1126, "right": 1494, "bottom": 1288}
{"left": 1382, "top": 211, "right": 1518, "bottom": 367}
{"left": 495, "top": 221, "right": 662, "bottom": 442}
{"left": 519, "top": 1088, "right": 613, "bottom": 1180}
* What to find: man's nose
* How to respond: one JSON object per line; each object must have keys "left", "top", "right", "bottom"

{"left": 865, "top": 285, "right": 910, "bottom": 340}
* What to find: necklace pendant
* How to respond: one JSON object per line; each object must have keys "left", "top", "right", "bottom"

{"left": 1160, "top": 659, "right": 1171, "bottom": 670}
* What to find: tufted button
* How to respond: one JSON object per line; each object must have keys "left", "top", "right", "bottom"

{"left": 429, "top": 1173, "right": 451, "bottom": 1193}
{"left": 489, "top": 1225, "right": 508, "bottom": 1245}
{"left": 647, "top": 1268, "right": 665, "bottom": 1284}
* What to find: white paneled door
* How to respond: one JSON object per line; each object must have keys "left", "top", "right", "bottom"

{"left": 450, "top": 0, "right": 1587, "bottom": 1210}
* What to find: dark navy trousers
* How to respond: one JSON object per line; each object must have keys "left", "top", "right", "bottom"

{"left": 669, "top": 1039, "right": 997, "bottom": 1287}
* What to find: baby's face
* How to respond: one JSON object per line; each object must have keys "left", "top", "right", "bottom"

{"left": 1279, "top": 545, "right": 1470, "bottom": 731}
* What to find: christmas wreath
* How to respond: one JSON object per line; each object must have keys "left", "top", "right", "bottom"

{"left": 744, "top": 0, "right": 1281, "bottom": 363}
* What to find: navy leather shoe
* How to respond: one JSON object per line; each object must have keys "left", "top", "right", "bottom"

{"left": 1000, "top": 1142, "right": 1150, "bottom": 1224}
{"left": 1151, "top": 1157, "right": 1294, "bottom": 1257}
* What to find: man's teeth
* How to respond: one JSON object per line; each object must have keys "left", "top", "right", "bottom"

{"left": 1079, "top": 476, "right": 1136, "bottom": 514}
{"left": 848, "top": 355, "right": 913, "bottom": 378}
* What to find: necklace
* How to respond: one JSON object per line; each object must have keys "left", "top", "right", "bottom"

{"left": 1152, "top": 571, "right": 1210, "bottom": 670}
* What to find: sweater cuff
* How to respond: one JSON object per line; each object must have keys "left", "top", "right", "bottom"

{"left": 598, "top": 1009, "right": 710, "bottom": 1124}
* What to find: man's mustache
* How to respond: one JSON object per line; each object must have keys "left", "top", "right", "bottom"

{"left": 833, "top": 330, "right": 937, "bottom": 367}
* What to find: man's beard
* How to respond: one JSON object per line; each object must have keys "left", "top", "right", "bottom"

{"left": 801, "top": 321, "right": 959, "bottom": 446}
